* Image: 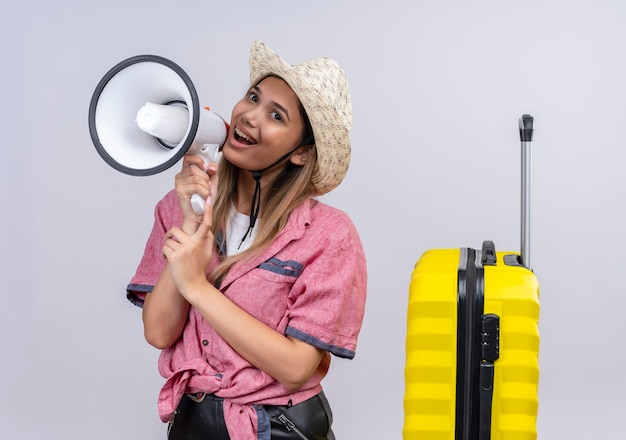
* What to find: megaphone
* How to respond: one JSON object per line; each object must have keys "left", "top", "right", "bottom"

{"left": 88, "top": 54, "right": 229, "bottom": 214}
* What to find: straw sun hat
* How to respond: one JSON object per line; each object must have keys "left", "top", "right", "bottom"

{"left": 248, "top": 39, "right": 352, "bottom": 195}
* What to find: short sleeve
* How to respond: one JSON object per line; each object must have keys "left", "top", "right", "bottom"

{"left": 126, "top": 190, "right": 183, "bottom": 307}
{"left": 285, "top": 215, "right": 367, "bottom": 359}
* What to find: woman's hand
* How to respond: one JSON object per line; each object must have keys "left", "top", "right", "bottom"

{"left": 174, "top": 154, "right": 219, "bottom": 233}
{"left": 162, "top": 197, "right": 215, "bottom": 300}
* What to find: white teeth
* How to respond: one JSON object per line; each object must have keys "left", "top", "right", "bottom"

{"left": 235, "top": 127, "right": 254, "bottom": 143}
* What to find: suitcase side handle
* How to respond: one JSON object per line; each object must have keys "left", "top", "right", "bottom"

{"left": 519, "top": 114, "right": 534, "bottom": 270}
{"left": 481, "top": 240, "right": 497, "bottom": 266}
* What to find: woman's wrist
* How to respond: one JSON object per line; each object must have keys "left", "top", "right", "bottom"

{"left": 179, "top": 277, "right": 214, "bottom": 307}
{"left": 182, "top": 218, "right": 200, "bottom": 235}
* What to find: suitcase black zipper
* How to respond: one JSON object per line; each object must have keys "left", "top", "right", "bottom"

{"left": 456, "top": 247, "right": 482, "bottom": 440}
{"left": 456, "top": 244, "right": 500, "bottom": 440}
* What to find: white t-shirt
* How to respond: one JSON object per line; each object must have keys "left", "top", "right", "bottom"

{"left": 225, "top": 205, "right": 257, "bottom": 256}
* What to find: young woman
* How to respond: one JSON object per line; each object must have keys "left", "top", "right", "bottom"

{"left": 127, "top": 39, "right": 367, "bottom": 440}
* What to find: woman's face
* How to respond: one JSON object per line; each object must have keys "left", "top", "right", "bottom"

{"left": 222, "top": 76, "right": 306, "bottom": 172}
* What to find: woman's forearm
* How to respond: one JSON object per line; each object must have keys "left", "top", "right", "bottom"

{"left": 142, "top": 263, "right": 191, "bottom": 349}
{"left": 184, "top": 280, "right": 324, "bottom": 391}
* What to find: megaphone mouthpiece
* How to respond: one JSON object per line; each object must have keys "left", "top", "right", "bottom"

{"left": 135, "top": 102, "right": 189, "bottom": 145}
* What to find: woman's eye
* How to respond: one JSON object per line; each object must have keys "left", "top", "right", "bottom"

{"left": 248, "top": 92, "right": 258, "bottom": 102}
{"left": 271, "top": 111, "right": 283, "bottom": 122}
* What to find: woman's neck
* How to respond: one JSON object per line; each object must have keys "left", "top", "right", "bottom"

{"left": 234, "top": 166, "right": 285, "bottom": 215}
{"left": 234, "top": 171, "right": 264, "bottom": 215}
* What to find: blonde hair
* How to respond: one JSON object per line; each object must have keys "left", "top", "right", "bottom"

{"left": 210, "top": 93, "right": 316, "bottom": 284}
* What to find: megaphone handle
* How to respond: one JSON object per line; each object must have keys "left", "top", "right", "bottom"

{"left": 189, "top": 143, "right": 220, "bottom": 215}
{"left": 191, "top": 193, "right": 207, "bottom": 215}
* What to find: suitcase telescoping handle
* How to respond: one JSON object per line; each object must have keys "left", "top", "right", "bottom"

{"left": 519, "top": 114, "right": 534, "bottom": 270}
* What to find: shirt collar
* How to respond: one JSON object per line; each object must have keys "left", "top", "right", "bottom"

{"left": 218, "top": 198, "right": 314, "bottom": 291}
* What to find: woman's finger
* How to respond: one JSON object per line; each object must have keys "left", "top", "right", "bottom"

{"left": 162, "top": 238, "right": 179, "bottom": 260}
{"left": 165, "top": 226, "right": 185, "bottom": 242}
{"left": 182, "top": 154, "right": 206, "bottom": 170}
{"left": 206, "top": 163, "right": 218, "bottom": 204}
{"left": 194, "top": 198, "right": 213, "bottom": 239}
{"left": 175, "top": 156, "right": 212, "bottom": 221}
{"left": 162, "top": 227, "right": 183, "bottom": 257}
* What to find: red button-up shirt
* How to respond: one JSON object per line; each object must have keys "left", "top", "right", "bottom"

{"left": 127, "top": 190, "right": 367, "bottom": 439}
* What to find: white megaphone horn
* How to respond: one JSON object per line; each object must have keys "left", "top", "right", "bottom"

{"left": 88, "top": 54, "right": 229, "bottom": 214}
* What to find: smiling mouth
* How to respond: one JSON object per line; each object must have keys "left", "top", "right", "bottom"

{"left": 234, "top": 127, "right": 257, "bottom": 145}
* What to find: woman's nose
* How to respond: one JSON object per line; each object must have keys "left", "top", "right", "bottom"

{"left": 241, "top": 105, "right": 261, "bottom": 128}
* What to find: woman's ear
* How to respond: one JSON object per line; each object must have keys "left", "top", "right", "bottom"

{"left": 290, "top": 145, "right": 313, "bottom": 166}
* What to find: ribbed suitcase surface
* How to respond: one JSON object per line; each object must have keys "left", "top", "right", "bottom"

{"left": 404, "top": 247, "right": 540, "bottom": 440}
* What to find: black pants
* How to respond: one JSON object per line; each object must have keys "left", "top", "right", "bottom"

{"left": 167, "top": 392, "right": 335, "bottom": 440}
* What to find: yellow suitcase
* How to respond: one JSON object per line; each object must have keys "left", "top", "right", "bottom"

{"left": 404, "top": 116, "right": 540, "bottom": 440}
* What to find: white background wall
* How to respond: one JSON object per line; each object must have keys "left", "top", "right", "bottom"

{"left": 2, "top": 1, "right": 624, "bottom": 438}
